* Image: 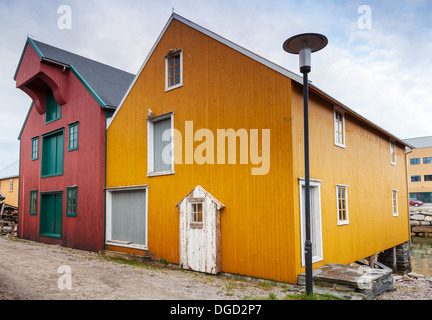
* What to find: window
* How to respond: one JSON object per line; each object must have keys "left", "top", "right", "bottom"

{"left": 334, "top": 108, "right": 345, "bottom": 148}
{"left": 106, "top": 187, "right": 148, "bottom": 249}
{"left": 410, "top": 158, "right": 420, "bottom": 165}
{"left": 68, "top": 123, "right": 79, "bottom": 151}
{"left": 147, "top": 112, "right": 174, "bottom": 176}
{"left": 424, "top": 157, "right": 432, "bottom": 164}
{"left": 392, "top": 190, "right": 398, "bottom": 217}
{"left": 390, "top": 140, "right": 396, "bottom": 165}
{"left": 425, "top": 175, "right": 432, "bottom": 182}
{"left": 66, "top": 187, "right": 77, "bottom": 217}
{"left": 30, "top": 190, "right": 37, "bottom": 215}
{"left": 9, "top": 179, "right": 13, "bottom": 192}
{"left": 165, "top": 50, "right": 183, "bottom": 91}
{"left": 411, "top": 175, "right": 421, "bottom": 182}
{"left": 31, "top": 137, "right": 39, "bottom": 160}
{"left": 41, "top": 129, "right": 64, "bottom": 178}
{"left": 45, "top": 89, "right": 61, "bottom": 123}
{"left": 190, "top": 200, "right": 204, "bottom": 228}
{"left": 336, "top": 185, "right": 349, "bottom": 225}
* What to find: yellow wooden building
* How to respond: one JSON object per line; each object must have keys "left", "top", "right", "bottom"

{"left": 105, "top": 14, "right": 411, "bottom": 284}
{"left": 0, "top": 161, "right": 19, "bottom": 208}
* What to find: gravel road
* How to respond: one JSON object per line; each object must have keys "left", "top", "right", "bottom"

{"left": 0, "top": 236, "right": 430, "bottom": 300}
{"left": 0, "top": 236, "right": 288, "bottom": 300}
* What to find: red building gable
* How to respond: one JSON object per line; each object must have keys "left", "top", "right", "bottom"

{"left": 15, "top": 38, "right": 134, "bottom": 251}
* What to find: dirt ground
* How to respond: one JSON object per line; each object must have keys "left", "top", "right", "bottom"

{"left": 0, "top": 236, "right": 294, "bottom": 300}
{"left": 0, "top": 236, "right": 430, "bottom": 301}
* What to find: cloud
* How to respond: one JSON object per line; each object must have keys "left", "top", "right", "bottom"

{"left": 0, "top": 0, "right": 431, "bottom": 169}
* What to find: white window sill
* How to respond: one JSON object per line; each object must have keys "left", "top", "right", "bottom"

{"left": 334, "top": 142, "right": 346, "bottom": 149}
{"left": 106, "top": 240, "right": 148, "bottom": 251}
{"left": 165, "top": 83, "right": 183, "bottom": 92}
{"left": 147, "top": 170, "right": 175, "bottom": 177}
{"left": 337, "top": 221, "right": 349, "bottom": 226}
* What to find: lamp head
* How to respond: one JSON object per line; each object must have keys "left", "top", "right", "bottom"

{"left": 283, "top": 33, "right": 328, "bottom": 73}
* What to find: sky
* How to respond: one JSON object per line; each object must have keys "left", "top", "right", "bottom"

{"left": 0, "top": 0, "right": 431, "bottom": 170}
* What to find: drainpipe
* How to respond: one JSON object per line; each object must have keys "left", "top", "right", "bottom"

{"left": 405, "top": 147, "right": 413, "bottom": 246}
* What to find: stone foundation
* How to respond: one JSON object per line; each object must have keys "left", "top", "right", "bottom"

{"left": 298, "top": 264, "right": 394, "bottom": 300}
{"left": 377, "top": 242, "right": 412, "bottom": 274}
{"left": 410, "top": 208, "right": 432, "bottom": 237}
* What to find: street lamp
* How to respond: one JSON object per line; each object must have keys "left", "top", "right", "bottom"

{"left": 283, "top": 33, "right": 328, "bottom": 296}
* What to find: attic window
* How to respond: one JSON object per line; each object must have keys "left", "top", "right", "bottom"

{"left": 165, "top": 49, "right": 183, "bottom": 91}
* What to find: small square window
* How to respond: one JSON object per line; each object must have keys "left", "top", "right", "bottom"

{"left": 336, "top": 185, "right": 349, "bottom": 225}
{"left": 68, "top": 123, "right": 79, "bottom": 151}
{"left": 30, "top": 190, "right": 37, "bottom": 215}
{"left": 66, "top": 186, "right": 77, "bottom": 217}
{"left": 165, "top": 50, "right": 183, "bottom": 91}
{"left": 189, "top": 200, "right": 204, "bottom": 228}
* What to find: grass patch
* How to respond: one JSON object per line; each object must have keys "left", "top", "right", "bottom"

{"left": 258, "top": 280, "right": 276, "bottom": 290}
{"left": 283, "top": 292, "right": 342, "bottom": 300}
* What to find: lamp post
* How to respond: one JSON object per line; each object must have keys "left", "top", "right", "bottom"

{"left": 283, "top": 33, "right": 327, "bottom": 296}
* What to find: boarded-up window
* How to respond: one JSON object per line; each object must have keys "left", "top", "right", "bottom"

{"left": 41, "top": 129, "right": 64, "bottom": 178}
{"left": 111, "top": 189, "right": 147, "bottom": 246}
{"left": 147, "top": 113, "right": 174, "bottom": 176}
{"left": 46, "top": 89, "right": 61, "bottom": 123}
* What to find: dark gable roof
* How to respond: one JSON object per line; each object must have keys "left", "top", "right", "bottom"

{"left": 31, "top": 39, "right": 135, "bottom": 109}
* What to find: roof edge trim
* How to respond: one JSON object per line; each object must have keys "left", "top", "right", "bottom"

{"left": 13, "top": 37, "right": 45, "bottom": 81}
{"left": 69, "top": 65, "right": 107, "bottom": 108}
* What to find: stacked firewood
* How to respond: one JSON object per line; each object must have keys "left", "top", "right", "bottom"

{"left": 0, "top": 201, "right": 18, "bottom": 237}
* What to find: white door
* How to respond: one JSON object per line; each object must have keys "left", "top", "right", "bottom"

{"left": 299, "top": 179, "right": 323, "bottom": 266}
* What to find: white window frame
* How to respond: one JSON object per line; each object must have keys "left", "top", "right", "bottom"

{"left": 334, "top": 107, "right": 346, "bottom": 148}
{"left": 390, "top": 140, "right": 396, "bottom": 165}
{"left": 188, "top": 198, "right": 205, "bottom": 229}
{"left": 336, "top": 184, "right": 349, "bottom": 225}
{"left": 147, "top": 112, "right": 175, "bottom": 177}
{"left": 392, "top": 189, "right": 398, "bottom": 217}
{"left": 9, "top": 179, "right": 13, "bottom": 192}
{"left": 165, "top": 50, "right": 183, "bottom": 92}
{"left": 299, "top": 178, "right": 324, "bottom": 266}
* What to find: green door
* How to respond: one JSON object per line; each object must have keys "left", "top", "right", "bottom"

{"left": 40, "top": 192, "right": 62, "bottom": 239}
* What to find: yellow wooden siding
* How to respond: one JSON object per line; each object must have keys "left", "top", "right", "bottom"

{"left": 107, "top": 20, "right": 299, "bottom": 282}
{"left": 0, "top": 177, "right": 19, "bottom": 207}
{"left": 290, "top": 83, "right": 409, "bottom": 276}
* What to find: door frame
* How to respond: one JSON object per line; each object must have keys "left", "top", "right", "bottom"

{"left": 298, "top": 178, "right": 323, "bottom": 266}
{"left": 105, "top": 185, "right": 149, "bottom": 250}
{"left": 39, "top": 191, "right": 63, "bottom": 239}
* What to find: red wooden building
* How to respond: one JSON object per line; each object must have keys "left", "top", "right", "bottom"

{"left": 15, "top": 38, "right": 134, "bottom": 251}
